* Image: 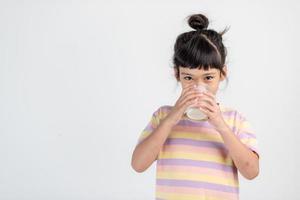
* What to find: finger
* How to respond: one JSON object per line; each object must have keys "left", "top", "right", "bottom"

{"left": 196, "top": 96, "right": 216, "bottom": 107}
{"left": 180, "top": 97, "right": 198, "bottom": 112}
{"left": 182, "top": 86, "right": 196, "bottom": 97}
{"left": 203, "top": 91, "right": 216, "bottom": 100}
{"left": 198, "top": 106, "right": 210, "bottom": 117}
{"left": 197, "top": 101, "right": 215, "bottom": 113}
{"left": 178, "top": 92, "right": 204, "bottom": 107}
{"left": 178, "top": 86, "right": 199, "bottom": 103}
{"left": 179, "top": 93, "right": 203, "bottom": 106}
{"left": 181, "top": 88, "right": 203, "bottom": 101}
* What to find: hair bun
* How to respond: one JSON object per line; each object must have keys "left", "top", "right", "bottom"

{"left": 188, "top": 14, "right": 209, "bottom": 31}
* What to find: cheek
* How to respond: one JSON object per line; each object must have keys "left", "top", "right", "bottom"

{"left": 207, "top": 84, "right": 218, "bottom": 95}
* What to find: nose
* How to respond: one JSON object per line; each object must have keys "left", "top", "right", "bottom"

{"left": 192, "top": 80, "right": 209, "bottom": 91}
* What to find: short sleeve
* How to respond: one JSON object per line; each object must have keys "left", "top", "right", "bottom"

{"left": 236, "top": 114, "right": 260, "bottom": 159}
{"left": 136, "top": 106, "right": 162, "bottom": 145}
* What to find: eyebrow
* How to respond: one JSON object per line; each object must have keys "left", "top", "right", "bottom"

{"left": 180, "top": 72, "right": 217, "bottom": 76}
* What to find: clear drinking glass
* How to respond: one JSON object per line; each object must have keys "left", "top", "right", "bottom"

{"left": 184, "top": 84, "right": 209, "bottom": 121}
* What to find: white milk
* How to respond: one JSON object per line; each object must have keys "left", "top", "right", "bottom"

{"left": 184, "top": 84, "right": 209, "bottom": 121}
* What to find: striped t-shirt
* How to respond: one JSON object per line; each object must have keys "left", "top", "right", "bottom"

{"left": 136, "top": 104, "right": 259, "bottom": 200}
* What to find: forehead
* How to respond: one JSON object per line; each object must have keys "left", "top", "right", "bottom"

{"left": 179, "top": 67, "right": 219, "bottom": 75}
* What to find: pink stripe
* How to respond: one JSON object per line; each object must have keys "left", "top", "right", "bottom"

{"left": 157, "top": 165, "right": 238, "bottom": 179}
{"left": 238, "top": 132, "right": 257, "bottom": 139}
{"left": 172, "top": 124, "right": 218, "bottom": 132}
{"left": 157, "top": 159, "right": 235, "bottom": 172}
{"left": 171, "top": 124, "right": 239, "bottom": 137}
{"left": 164, "top": 138, "right": 226, "bottom": 151}
{"left": 156, "top": 185, "right": 238, "bottom": 200}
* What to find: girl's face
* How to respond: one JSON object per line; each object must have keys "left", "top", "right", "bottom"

{"left": 176, "top": 66, "right": 227, "bottom": 95}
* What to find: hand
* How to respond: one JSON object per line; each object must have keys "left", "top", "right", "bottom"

{"left": 194, "top": 90, "right": 227, "bottom": 130}
{"left": 165, "top": 84, "right": 203, "bottom": 126}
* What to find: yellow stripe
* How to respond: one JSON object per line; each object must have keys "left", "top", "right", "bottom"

{"left": 159, "top": 152, "right": 234, "bottom": 166}
{"left": 239, "top": 120, "right": 253, "bottom": 132}
{"left": 156, "top": 191, "right": 224, "bottom": 200}
{"left": 156, "top": 171, "right": 238, "bottom": 187}
{"left": 223, "top": 118, "right": 237, "bottom": 127}
{"left": 224, "top": 118, "right": 254, "bottom": 133}
{"left": 138, "top": 131, "right": 151, "bottom": 141}
{"left": 240, "top": 138, "right": 257, "bottom": 146}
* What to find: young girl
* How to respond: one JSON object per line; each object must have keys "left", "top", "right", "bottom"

{"left": 131, "top": 13, "right": 260, "bottom": 200}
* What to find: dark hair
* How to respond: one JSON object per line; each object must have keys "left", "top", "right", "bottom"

{"left": 172, "top": 13, "right": 229, "bottom": 83}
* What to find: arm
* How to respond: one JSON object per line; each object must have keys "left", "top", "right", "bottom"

{"left": 132, "top": 84, "right": 208, "bottom": 173}
{"left": 131, "top": 118, "right": 174, "bottom": 173}
{"left": 195, "top": 91, "right": 259, "bottom": 180}
{"left": 216, "top": 123, "right": 260, "bottom": 180}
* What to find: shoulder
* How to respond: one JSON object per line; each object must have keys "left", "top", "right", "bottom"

{"left": 221, "top": 104, "right": 255, "bottom": 132}
{"left": 152, "top": 104, "right": 173, "bottom": 119}
{"left": 220, "top": 104, "right": 252, "bottom": 130}
{"left": 220, "top": 103, "right": 247, "bottom": 121}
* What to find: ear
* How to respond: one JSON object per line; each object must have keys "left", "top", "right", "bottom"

{"left": 220, "top": 65, "right": 227, "bottom": 81}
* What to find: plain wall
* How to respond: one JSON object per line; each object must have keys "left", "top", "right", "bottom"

{"left": 0, "top": 0, "right": 299, "bottom": 199}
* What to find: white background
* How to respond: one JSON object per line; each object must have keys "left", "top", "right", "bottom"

{"left": 0, "top": 0, "right": 299, "bottom": 199}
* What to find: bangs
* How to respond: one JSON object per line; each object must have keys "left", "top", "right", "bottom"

{"left": 173, "top": 34, "right": 223, "bottom": 71}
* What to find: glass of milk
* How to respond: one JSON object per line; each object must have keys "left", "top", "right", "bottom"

{"left": 184, "top": 84, "right": 209, "bottom": 121}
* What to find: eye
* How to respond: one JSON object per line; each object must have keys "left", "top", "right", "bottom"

{"left": 184, "top": 76, "right": 192, "bottom": 80}
{"left": 205, "top": 76, "right": 214, "bottom": 81}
